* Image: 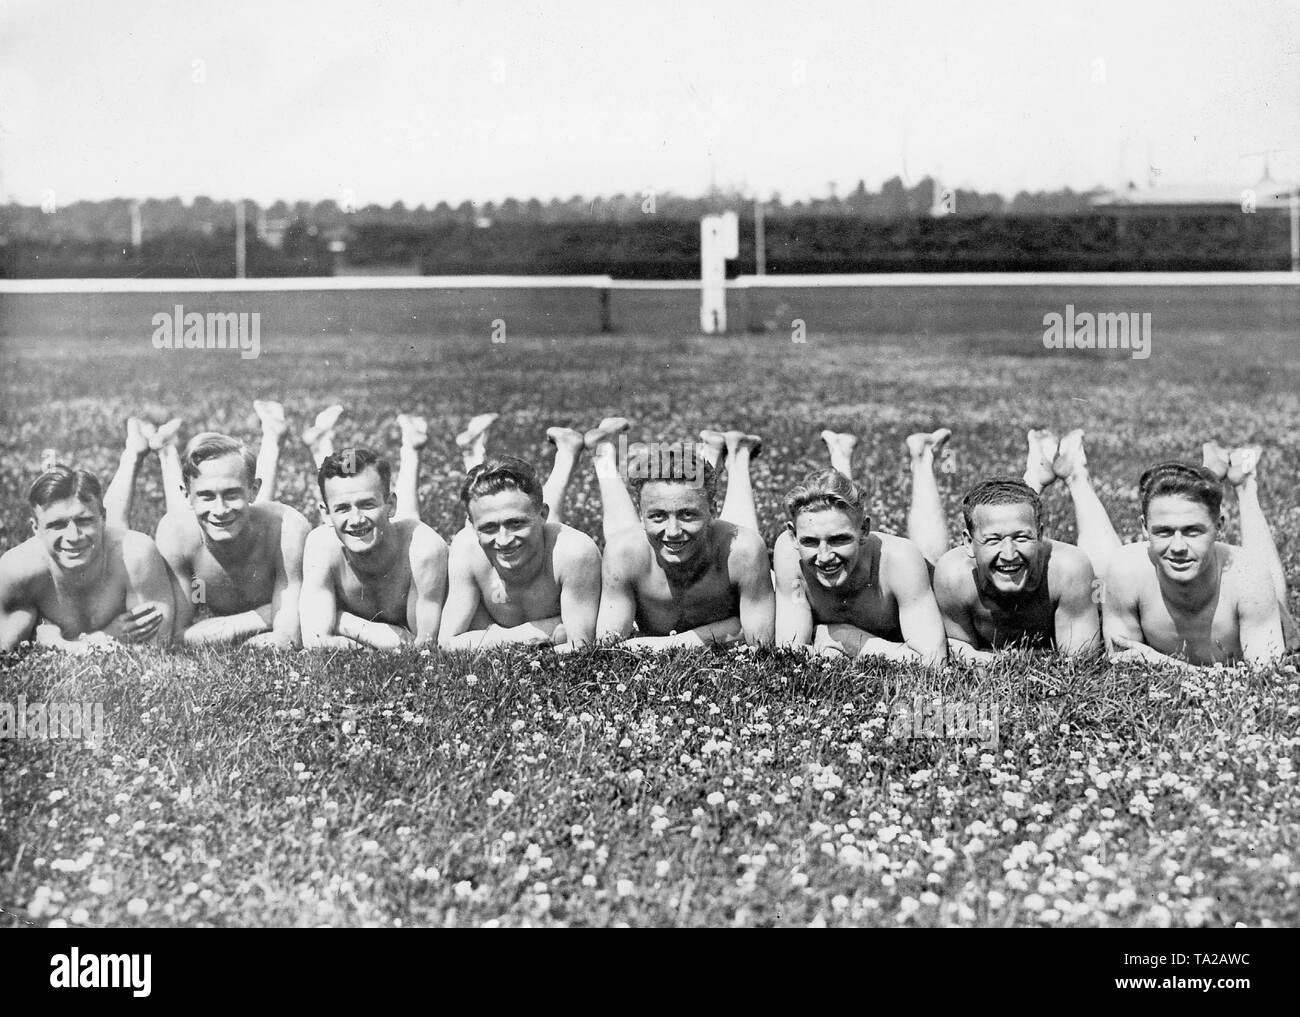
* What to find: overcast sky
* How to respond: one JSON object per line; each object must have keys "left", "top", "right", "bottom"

{"left": 1, "top": 0, "right": 1296, "bottom": 206}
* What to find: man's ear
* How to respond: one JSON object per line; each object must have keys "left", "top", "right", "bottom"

{"left": 859, "top": 516, "right": 872, "bottom": 540}
{"left": 541, "top": 502, "right": 552, "bottom": 521}
{"left": 783, "top": 520, "right": 796, "bottom": 537}
{"left": 29, "top": 515, "right": 37, "bottom": 537}
{"left": 1140, "top": 514, "right": 1149, "bottom": 538}
{"left": 386, "top": 492, "right": 397, "bottom": 518}
{"left": 962, "top": 529, "right": 975, "bottom": 557}
{"left": 249, "top": 477, "right": 263, "bottom": 501}
{"left": 318, "top": 501, "right": 329, "bottom": 521}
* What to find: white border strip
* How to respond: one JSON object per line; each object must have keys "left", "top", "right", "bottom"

{"left": 0, "top": 271, "right": 1296, "bottom": 295}
{"left": 731, "top": 272, "right": 1300, "bottom": 288}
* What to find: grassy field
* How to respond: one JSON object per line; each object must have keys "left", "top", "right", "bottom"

{"left": 2, "top": 286, "right": 1299, "bottom": 927}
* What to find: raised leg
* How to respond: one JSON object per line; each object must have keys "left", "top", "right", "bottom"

{"left": 302, "top": 404, "right": 344, "bottom": 469}
{"left": 820, "top": 429, "right": 857, "bottom": 478}
{"left": 1054, "top": 429, "right": 1122, "bottom": 572}
{"left": 456, "top": 413, "right": 499, "bottom": 473}
{"left": 150, "top": 418, "right": 186, "bottom": 516}
{"left": 103, "top": 418, "right": 154, "bottom": 530}
{"left": 253, "top": 400, "right": 287, "bottom": 503}
{"left": 905, "top": 428, "right": 951, "bottom": 565}
{"left": 1226, "top": 446, "right": 1287, "bottom": 602}
{"left": 718, "top": 430, "right": 763, "bottom": 535}
{"left": 394, "top": 413, "right": 428, "bottom": 521}
{"left": 543, "top": 426, "right": 584, "bottom": 528}
{"left": 586, "top": 417, "right": 637, "bottom": 540}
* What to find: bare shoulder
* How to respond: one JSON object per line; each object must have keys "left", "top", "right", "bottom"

{"left": 1047, "top": 540, "right": 1095, "bottom": 586}
{"left": 256, "top": 500, "right": 311, "bottom": 540}
{"left": 0, "top": 538, "right": 46, "bottom": 588}
{"left": 155, "top": 508, "right": 202, "bottom": 551}
{"left": 114, "top": 527, "right": 167, "bottom": 575}
{"left": 603, "top": 527, "right": 652, "bottom": 574}
{"left": 552, "top": 523, "right": 600, "bottom": 571}
{"left": 719, "top": 520, "right": 768, "bottom": 568}
{"left": 303, "top": 524, "right": 342, "bottom": 566}
{"left": 877, "top": 532, "right": 929, "bottom": 581}
{"left": 1221, "top": 544, "right": 1276, "bottom": 604}
{"left": 406, "top": 519, "right": 449, "bottom": 564}
{"left": 932, "top": 546, "right": 976, "bottom": 597}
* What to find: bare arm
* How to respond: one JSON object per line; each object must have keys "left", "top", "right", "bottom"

{"left": 1100, "top": 558, "right": 1193, "bottom": 668}
{"left": 889, "top": 541, "right": 948, "bottom": 666}
{"left": 556, "top": 534, "right": 601, "bottom": 649}
{"left": 933, "top": 553, "right": 996, "bottom": 664}
{"left": 113, "top": 533, "right": 176, "bottom": 648}
{"left": 437, "top": 536, "right": 486, "bottom": 646}
{"left": 733, "top": 531, "right": 775, "bottom": 647}
{"left": 409, "top": 526, "right": 449, "bottom": 646}
{"left": 0, "top": 554, "right": 38, "bottom": 650}
{"left": 1053, "top": 549, "right": 1102, "bottom": 657}
{"left": 1236, "top": 556, "right": 1285, "bottom": 666}
{"left": 595, "top": 539, "right": 641, "bottom": 643}
{"left": 300, "top": 531, "right": 361, "bottom": 649}
{"left": 255, "top": 509, "right": 310, "bottom": 649}
{"left": 154, "top": 513, "right": 197, "bottom": 640}
{"left": 773, "top": 537, "right": 815, "bottom": 649}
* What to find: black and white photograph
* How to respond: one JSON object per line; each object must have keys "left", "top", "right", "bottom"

{"left": 0, "top": 0, "right": 1297, "bottom": 961}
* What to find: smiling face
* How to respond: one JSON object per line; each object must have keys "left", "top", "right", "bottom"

{"left": 791, "top": 504, "right": 870, "bottom": 589}
{"left": 320, "top": 465, "right": 395, "bottom": 555}
{"left": 1143, "top": 494, "right": 1219, "bottom": 584}
{"left": 638, "top": 480, "right": 713, "bottom": 565}
{"left": 32, "top": 495, "right": 105, "bottom": 571}
{"left": 468, "top": 487, "right": 546, "bottom": 576}
{"left": 967, "top": 501, "right": 1044, "bottom": 595}
{"left": 186, "top": 452, "right": 260, "bottom": 544}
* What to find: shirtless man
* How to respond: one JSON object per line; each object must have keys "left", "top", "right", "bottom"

{"left": 930, "top": 430, "right": 1102, "bottom": 661}
{"left": 300, "top": 446, "right": 448, "bottom": 650}
{"left": 593, "top": 419, "right": 774, "bottom": 650}
{"left": 1101, "top": 448, "right": 1294, "bottom": 667}
{"left": 0, "top": 465, "right": 174, "bottom": 652}
{"left": 439, "top": 447, "right": 601, "bottom": 651}
{"left": 153, "top": 432, "right": 311, "bottom": 648}
{"left": 774, "top": 463, "right": 947, "bottom": 665}
{"left": 103, "top": 404, "right": 312, "bottom": 648}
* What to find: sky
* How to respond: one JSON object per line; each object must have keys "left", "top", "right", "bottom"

{"left": 0, "top": 0, "right": 1297, "bottom": 206}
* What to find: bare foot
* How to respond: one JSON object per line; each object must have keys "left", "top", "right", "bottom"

{"left": 698, "top": 429, "right": 728, "bottom": 468}
{"left": 150, "top": 417, "right": 183, "bottom": 451}
{"left": 302, "top": 404, "right": 344, "bottom": 448}
{"left": 546, "top": 426, "right": 585, "bottom": 457}
{"left": 583, "top": 416, "right": 630, "bottom": 450}
{"left": 254, "top": 400, "right": 287, "bottom": 441}
{"left": 1227, "top": 445, "right": 1261, "bottom": 487}
{"left": 1201, "top": 441, "right": 1230, "bottom": 480}
{"left": 905, "top": 427, "right": 951, "bottom": 465}
{"left": 126, "top": 417, "right": 154, "bottom": 456}
{"left": 397, "top": 413, "right": 428, "bottom": 450}
{"left": 1053, "top": 428, "right": 1087, "bottom": 483}
{"left": 820, "top": 430, "right": 857, "bottom": 475}
{"left": 1024, "top": 428, "right": 1060, "bottom": 491}
{"left": 724, "top": 430, "right": 763, "bottom": 460}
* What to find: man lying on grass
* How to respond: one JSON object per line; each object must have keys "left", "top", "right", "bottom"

{"left": 1101, "top": 456, "right": 1296, "bottom": 668}
{"left": 300, "top": 447, "right": 448, "bottom": 650}
{"left": 774, "top": 468, "right": 947, "bottom": 664}
{"left": 439, "top": 453, "right": 601, "bottom": 652}
{"left": 0, "top": 465, "right": 174, "bottom": 652}
{"left": 592, "top": 419, "right": 774, "bottom": 650}
{"left": 150, "top": 432, "right": 311, "bottom": 648}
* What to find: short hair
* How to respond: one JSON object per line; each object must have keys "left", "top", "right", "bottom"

{"left": 1138, "top": 461, "right": 1222, "bottom": 519}
{"left": 181, "top": 432, "right": 258, "bottom": 488}
{"left": 461, "top": 454, "right": 544, "bottom": 513}
{"left": 27, "top": 464, "right": 103, "bottom": 512}
{"left": 962, "top": 477, "right": 1042, "bottom": 533}
{"left": 627, "top": 446, "right": 718, "bottom": 509}
{"left": 785, "top": 469, "right": 868, "bottom": 527}
{"left": 317, "top": 446, "right": 392, "bottom": 502}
